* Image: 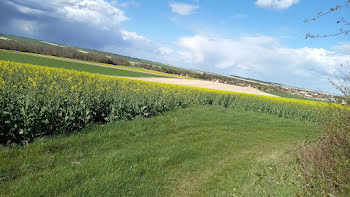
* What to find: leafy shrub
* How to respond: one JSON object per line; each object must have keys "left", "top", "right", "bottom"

{"left": 297, "top": 65, "right": 350, "bottom": 196}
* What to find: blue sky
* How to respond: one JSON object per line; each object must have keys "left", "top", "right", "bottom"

{"left": 0, "top": 0, "right": 349, "bottom": 93}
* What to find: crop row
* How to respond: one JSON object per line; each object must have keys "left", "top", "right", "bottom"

{"left": 0, "top": 60, "right": 325, "bottom": 144}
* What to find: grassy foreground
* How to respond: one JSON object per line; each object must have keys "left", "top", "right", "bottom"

{"left": 0, "top": 50, "right": 162, "bottom": 77}
{"left": 0, "top": 106, "right": 321, "bottom": 196}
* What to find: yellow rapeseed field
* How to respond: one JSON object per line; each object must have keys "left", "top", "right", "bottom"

{"left": 0, "top": 60, "right": 327, "bottom": 144}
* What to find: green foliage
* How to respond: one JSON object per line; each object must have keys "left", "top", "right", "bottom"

{"left": 0, "top": 61, "right": 326, "bottom": 144}
{"left": 297, "top": 104, "right": 350, "bottom": 196}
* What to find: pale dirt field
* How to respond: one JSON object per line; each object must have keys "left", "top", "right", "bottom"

{"left": 127, "top": 77, "right": 278, "bottom": 97}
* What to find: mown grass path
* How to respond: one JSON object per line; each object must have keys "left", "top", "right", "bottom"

{"left": 0, "top": 106, "right": 321, "bottom": 196}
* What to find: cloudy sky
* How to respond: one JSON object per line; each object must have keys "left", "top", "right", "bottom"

{"left": 0, "top": 0, "right": 349, "bottom": 93}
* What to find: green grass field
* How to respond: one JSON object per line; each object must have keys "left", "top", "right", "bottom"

{"left": 0, "top": 106, "right": 321, "bottom": 196}
{"left": 264, "top": 91, "right": 317, "bottom": 101}
{"left": 0, "top": 50, "right": 163, "bottom": 77}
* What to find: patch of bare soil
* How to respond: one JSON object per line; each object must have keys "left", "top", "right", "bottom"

{"left": 127, "top": 77, "right": 278, "bottom": 97}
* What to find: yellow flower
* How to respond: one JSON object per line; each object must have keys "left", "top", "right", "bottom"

{"left": 0, "top": 77, "right": 5, "bottom": 87}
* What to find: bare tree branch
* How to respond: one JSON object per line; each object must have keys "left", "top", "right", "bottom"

{"left": 306, "top": 30, "right": 350, "bottom": 39}
{"left": 304, "top": 2, "right": 350, "bottom": 22}
{"left": 305, "top": 1, "right": 350, "bottom": 39}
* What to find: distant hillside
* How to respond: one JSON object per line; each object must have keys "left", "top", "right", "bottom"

{"left": 0, "top": 34, "right": 191, "bottom": 71}
{"left": 0, "top": 33, "right": 338, "bottom": 102}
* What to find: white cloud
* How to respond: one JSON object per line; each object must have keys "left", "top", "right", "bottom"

{"left": 6, "top": 1, "right": 44, "bottom": 15}
{"left": 6, "top": 0, "right": 128, "bottom": 30}
{"left": 120, "top": 30, "right": 148, "bottom": 41}
{"left": 58, "top": 0, "right": 128, "bottom": 29}
{"left": 332, "top": 42, "right": 350, "bottom": 55}
{"left": 121, "top": 1, "right": 140, "bottom": 8}
{"left": 110, "top": 0, "right": 139, "bottom": 8}
{"left": 2, "top": 0, "right": 154, "bottom": 59}
{"left": 175, "top": 34, "right": 350, "bottom": 91}
{"left": 157, "top": 47, "right": 174, "bottom": 55}
{"left": 169, "top": 2, "right": 199, "bottom": 15}
{"left": 255, "top": 0, "right": 299, "bottom": 10}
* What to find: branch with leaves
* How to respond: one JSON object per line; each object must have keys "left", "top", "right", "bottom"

{"left": 305, "top": 0, "right": 350, "bottom": 39}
